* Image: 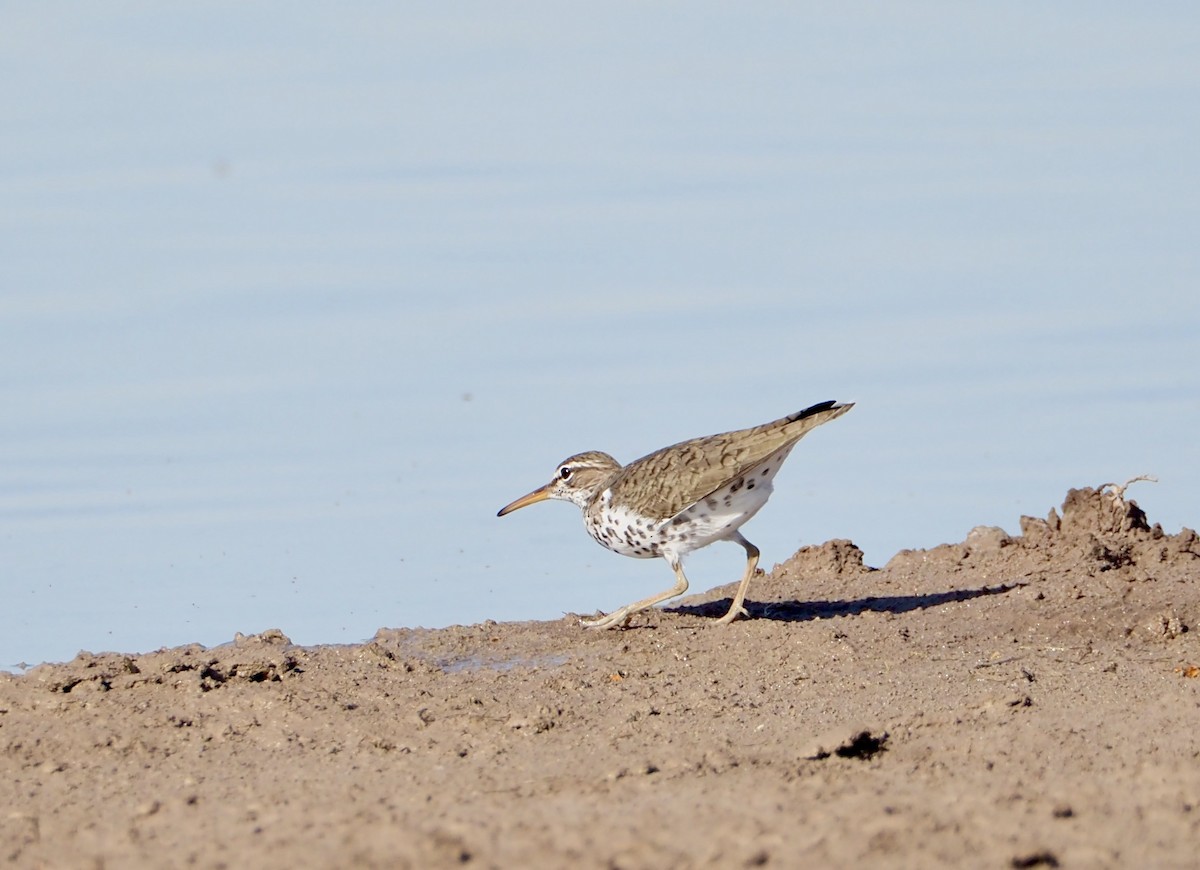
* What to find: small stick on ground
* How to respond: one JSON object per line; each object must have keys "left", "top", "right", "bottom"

{"left": 1097, "top": 475, "right": 1158, "bottom": 501}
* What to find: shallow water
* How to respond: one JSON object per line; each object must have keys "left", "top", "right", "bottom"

{"left": 2, "top": 5, "right": 1197, "bottom": 669}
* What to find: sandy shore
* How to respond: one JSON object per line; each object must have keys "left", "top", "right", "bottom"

{"left": 3, "top": 485, "right": 1198, "bottom": 868}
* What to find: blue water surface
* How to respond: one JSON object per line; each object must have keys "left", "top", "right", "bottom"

{"left": 2, "top": 5, "right": 1197, "bottom": 668}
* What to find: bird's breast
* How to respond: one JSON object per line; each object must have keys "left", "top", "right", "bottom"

{"left": 583, "top": 494, "right": 665, "bottom": 560}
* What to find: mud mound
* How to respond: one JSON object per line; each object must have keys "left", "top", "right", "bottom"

{"left": 872, "top": 484, "right": 1198, "bottom": 646}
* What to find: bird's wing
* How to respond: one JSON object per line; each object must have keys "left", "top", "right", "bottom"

{"left": 618, "top": 401, "right": 853, "bottom": 524}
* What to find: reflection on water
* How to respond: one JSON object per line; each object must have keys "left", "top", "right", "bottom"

{"left": 440, "top": 653, "right": 572, "bottom": 676}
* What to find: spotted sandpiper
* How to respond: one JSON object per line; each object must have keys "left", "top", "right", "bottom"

{"left": 497, "top": 400, "right": 853, "bottom": 628}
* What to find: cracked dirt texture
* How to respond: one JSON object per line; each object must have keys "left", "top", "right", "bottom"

{"left": 2, "top": 486, "right": 1199, "bottom": 868}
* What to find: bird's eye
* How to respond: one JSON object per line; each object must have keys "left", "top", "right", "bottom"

{"left": 559, "top": 466, "right": 572, "bottom": 480}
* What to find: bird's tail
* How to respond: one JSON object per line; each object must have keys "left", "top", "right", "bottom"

{"left": 778, "top": 400, "right": 854, "bottom": 439}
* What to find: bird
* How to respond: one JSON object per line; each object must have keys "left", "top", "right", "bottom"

{"left": 497, "top": 400, "right": 853, "bottom": 628}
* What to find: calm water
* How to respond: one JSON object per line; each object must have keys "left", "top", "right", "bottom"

{"left": 3, "top": 5, "right": 1197, "bottom": 669}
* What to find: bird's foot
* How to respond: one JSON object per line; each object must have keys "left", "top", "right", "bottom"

{"left": 580, "top": 609, "right": 632, "bottom": 630}
{"left": 713, "top": 603, "right": 749, "bottom": 625}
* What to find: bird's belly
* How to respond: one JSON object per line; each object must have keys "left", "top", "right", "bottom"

{"left": 663, "top": 482, "right": 773, "bottom": 549}
{"left": 584, "top": 480, "right": 775, "bottom": 560}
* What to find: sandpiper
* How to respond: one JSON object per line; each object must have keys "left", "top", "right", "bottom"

{"left": 497, "top": 400, "right": 853, "bottom": 628}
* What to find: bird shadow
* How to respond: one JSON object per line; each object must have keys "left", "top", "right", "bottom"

{"left": 667, "top": 581, "right": 1026, "bottom": 624}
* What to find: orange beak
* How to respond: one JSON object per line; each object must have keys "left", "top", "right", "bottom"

{"left": 496, "top": 483, "right": 554, "bottom": 517}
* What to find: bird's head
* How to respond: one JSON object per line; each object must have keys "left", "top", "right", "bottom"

{"left": 497, "top": 451, "right": 623, "bottom": 516}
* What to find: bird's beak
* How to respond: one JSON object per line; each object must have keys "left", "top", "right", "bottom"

{"left": 497, "top": 483, "right": 553, "bottom": 517}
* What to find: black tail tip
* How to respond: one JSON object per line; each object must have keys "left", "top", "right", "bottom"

{"left": 789, "top": 399, "right": 848, "bottom": 422}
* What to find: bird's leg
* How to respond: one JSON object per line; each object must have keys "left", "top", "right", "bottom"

{"left": 580, "top": 557, "right": 690, "bottom": 629}
{"left": 715, "top": 532, "right": 759, "bottom": 625}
